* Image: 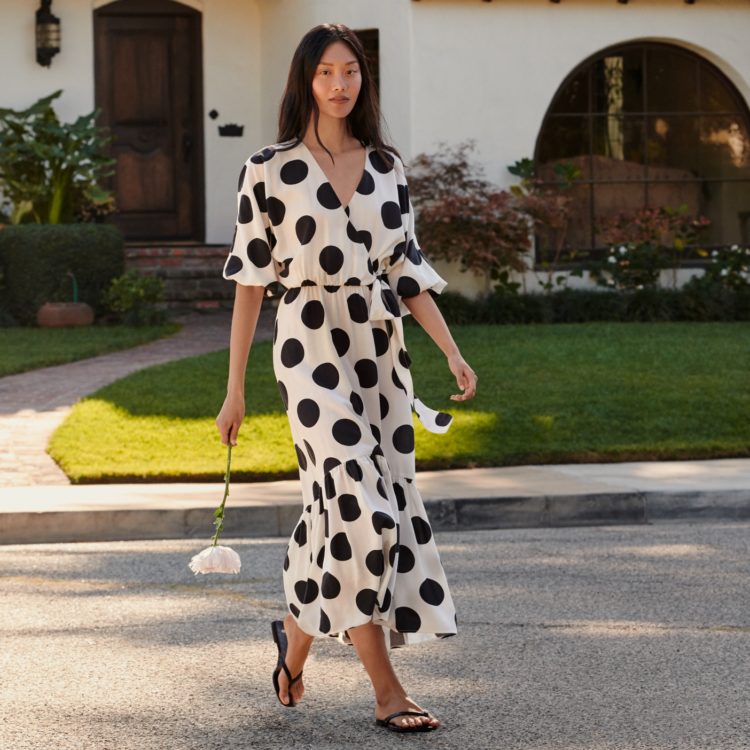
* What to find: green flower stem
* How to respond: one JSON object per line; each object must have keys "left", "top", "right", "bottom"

{"left": 211, "top": 443, "right": 232, "bottom": 547}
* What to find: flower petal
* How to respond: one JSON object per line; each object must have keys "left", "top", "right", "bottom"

{"left": 188, "top": 545, "right": 241, "bottom": 575}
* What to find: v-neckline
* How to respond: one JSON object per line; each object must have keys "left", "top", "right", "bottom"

{"left": 299, "top": 140, "right": 370, "bottom": 213}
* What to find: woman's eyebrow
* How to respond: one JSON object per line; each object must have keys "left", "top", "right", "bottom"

{"left": 318, "top": 60, "right": 358, "bottom": 66}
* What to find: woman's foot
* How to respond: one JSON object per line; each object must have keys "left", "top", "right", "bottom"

{"left": 275, "top": 613, "right": 313, "bottom": 706}
{"left": 375, "top": 692, "right": 440, "bottom": 730}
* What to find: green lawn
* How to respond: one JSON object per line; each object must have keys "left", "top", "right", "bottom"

{"left": 0, "top": 323, "right": 181, "bottom": 376}
{"left": 48, "top": 321, "right": 750, "bottom": 483}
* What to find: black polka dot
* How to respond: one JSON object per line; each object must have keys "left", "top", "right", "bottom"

{"left": 369, "top": 150, "right": 393, "bottom": 174}
{"left": 372, "top": 327, "right": 389, "bottom": 356}
{"left": 296, "top": 215, "right": 316, "bottom": 244}
{"left": 397, "top": 276, "right": 421, "bottom": 298}
{"left": 293, "top": 520, "right": 307, "bottom": 547}
{"left": 267, "top": 196, "right": 286, "bottom": 226}
{"left": 397, "top": 544, "right": 415, "bottom": 572}
{"left": 365, "top": 550, "right": 385, "bottom": 576}
{"left": 238, "top": 194, "right": 252, "bottom": 223}
{"left": 319, "top": 245, "right": 344, "bottom": 275}
{"left": 372, "top": 511, "right": 396, "bottom": 534}
{"left": 332, "top": 419, "right": 361, "bottom": 446}
{"left": 376, "top": 477, "right": 388, "bottom": 500}
{"left": 419, "top": 578, "right": 445, "bottom": 606}
{"left": 323, "top": 457, "right": 341, "bottom": 474}
{"left": 303, "top": 439, "right": 316, "bottom": 466}
{"left": 338, "top": 493, "right": 361, "bottom": 521}
{"left": 398, "top": 348, "right": 412, "bottom": 369}
{"left": 297, "top": 398, "right": 320, "bottom": 428}
{"left": 248, "top": 238, "right": 272, "bottom": 267}
{"left": 284, "top": 287, "right": 300, "bottom": 304}
{"left": 349, "top": 391, "right": 364, "bottom": 416}
{"left": 406, "top": 239, "right": 422, "bottom": 265}
{"left": 321, "top": 572, "right": 341, "bottom": 598}
{"left": 283, "top": 551, "right": 289, "bottom": 571}
{"left": 252, "top": 181, "right": 267, "bottom": 212}
{"left": 371, "top": 423, "right": 381, "bottom": 444}
{"left": 312, "top": 363, "right": 339, "bottom": 390}
{"left": 251, "top": 146, "right": 276, "bottom": 164}
{"left": 393, "top": 424, "right": 414, "bottom": 454}
{"left": 225, "top": 255, "right": 243, "bottom": 275}
{"left": 392, "top": 368, "right": 406, "bottom": 393}
{"left": 289, "top": 602, "right": 300, "bottom": 617}
{"left": 345, "top": 277, "right": 361, "bottom": 286}
{"left": 356, "top": 588, "right": 378, "bottom": 616}
{"left": 412, "top": 515, "right": 432, "bottom": 544}
{"left": 237, "top": 164, "right": 247, "bottom": 190}
{"left": 354, "top": 359, "right": 378, "bottom": 388}
{"left": 330, "top": 532, "right": 353, "bottom": 560}
{"left": 381, "top": 288, "right": 400, "bottom": 317}
{"left": 379, "top": 394, "right": 389, "bottom": 419}
{"left": 357, "top": 170, "right": 375, "bottom": 195}
{"left": 331, "top": 328, "right": 350, "bottom": 356}
{"left": 347, "top": 293, "right": 369, "bottom": 323}
{"left": 316, "top": 544, "right": 325, "bottom": 568}
{"left": 378, "top": 588, "right": 392, "bottom": 612}
{"left": 301, "top": 300, "right": 325, "bottom": 329}
{"left": 294, "top": 443, "right": 308, "bottom": 471}
{"left": 436, "top": 412, "right": 452, "bottom": 427}
{"left": 395, "top": 606, "right": 421, "bottom": 632}
{"left": 280, "top": 159, "right": 308, "bottom": 184}
{"left": 393, "top": 482, "right": 406, "bottom": 511}
{"left": 280, "top": 338, "right": 304, "bottom": 367}
{"left": 346, "top": 222, "right": 372, "bottom": 250}
{"left": 345, "top": 459, "right": 363, "bottom": 481}
{"left": 391, "top": 240, "right": 406, "bottom": 265}
{"left": 381, "top": 201, "right": 402, "bottom": 229}
{"left": 317, "top": 182, "right": 341, "bottom": 209}
{"left": 319, "top": 609, "right": 331, "bottom": 633}
{"left": 324, "top": 472, "right": 336, "bottom": 499}
{"left": 397, "top": 183, "right": 409, "bottom": 213}
{"left": 294, "top": 578, "right": 318, "bottom": 604}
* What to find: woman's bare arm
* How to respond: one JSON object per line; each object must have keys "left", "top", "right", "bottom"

{"left": 403, "top": 291, "right": 478, "bottom": 402}
{"left": 216, "top": 283, "right": 265, "bottom": 444}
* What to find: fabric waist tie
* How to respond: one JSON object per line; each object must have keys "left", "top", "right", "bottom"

{"left": 281, "top": 277, "right": 453, "bottom": 435}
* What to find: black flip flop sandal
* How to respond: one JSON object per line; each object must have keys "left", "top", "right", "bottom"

{"left": 375, "top": 709, "right": 438, "bottom": 732}
{"left": 271, "top": 619, "right": 303, "bottom": 707}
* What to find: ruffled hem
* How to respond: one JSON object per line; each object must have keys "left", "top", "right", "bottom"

{"left": 282, "top": 447, "right": 458, "bottom": 650}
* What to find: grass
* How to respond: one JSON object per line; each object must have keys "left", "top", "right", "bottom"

{"left": 47, "top": 321, "right": 750, "bottom": 483}
{"left": 0, "top": 323, "right": 181, "bottom": 376}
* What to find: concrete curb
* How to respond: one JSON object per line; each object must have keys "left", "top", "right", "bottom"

{"left": 3, "top": 489, "right": 750, "bottom": 545}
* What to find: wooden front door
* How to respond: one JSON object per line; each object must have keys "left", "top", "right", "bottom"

{"left": 94, "top": 0, "right": 204, "bottom": 241}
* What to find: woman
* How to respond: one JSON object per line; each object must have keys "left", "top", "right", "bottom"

{"left": 215, "top": 23, "right": 477, "bottom": 733}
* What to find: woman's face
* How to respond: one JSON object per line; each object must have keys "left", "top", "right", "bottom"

{"left": 311, "top": 40, "right": 362, "bottom": 121}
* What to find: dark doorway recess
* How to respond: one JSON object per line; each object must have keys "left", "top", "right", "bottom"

{"left": 94, "top": 0, "right": 205, "bottom": 242}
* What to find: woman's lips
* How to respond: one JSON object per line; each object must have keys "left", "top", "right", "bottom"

{"left": 330, "top": 98, "right": 349, "bottom": 103}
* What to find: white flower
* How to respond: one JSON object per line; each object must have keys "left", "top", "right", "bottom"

{"left": 730, "top": 244, "right": 739, "bottom": 251}
{"left": 711, "top": 250, "right": 719, "bottom": 257}
{"left": 608, "top": 255, "right": 617, "bottom": 264}
{"left": 618, "top": 246, "right": 627, "bottom": 255}
{"left": 720, "top": 268, "right": 729, "bottom": 276}
{"left": 636, "top": 284, "right": 644, "bottom": 290}
{"left": 189, "top": 545, "right": 241, "bottom": 575}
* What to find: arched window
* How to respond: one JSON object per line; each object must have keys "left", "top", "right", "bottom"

{"left": 534, "top": 42, "right": 750, "bottom": 265}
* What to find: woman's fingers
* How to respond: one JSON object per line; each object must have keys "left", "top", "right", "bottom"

{"left": 450, "top": 363, "right": 477, "bottom": 400}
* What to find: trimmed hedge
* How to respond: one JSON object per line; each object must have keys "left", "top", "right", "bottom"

{"left": 0, "top": 224, "right": 124, "bottom": 325}
{"left": 431, "top": 284, "right": 750, "bottom": 325}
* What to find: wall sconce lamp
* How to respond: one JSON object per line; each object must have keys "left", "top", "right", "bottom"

{"left": 36, "top": 0, "right": 61, "bottom": 67}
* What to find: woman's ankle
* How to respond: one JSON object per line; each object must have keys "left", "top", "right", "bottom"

{"left": 375, "top": 686, "right": 409, "bottom": 707}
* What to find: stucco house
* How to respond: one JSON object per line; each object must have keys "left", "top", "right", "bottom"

{"left": 3, "top": 0, "right": 749, "bottom": 304}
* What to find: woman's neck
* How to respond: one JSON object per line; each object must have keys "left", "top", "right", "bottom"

{"left": 303, "top": 115, "right": 354, "bottom": 154}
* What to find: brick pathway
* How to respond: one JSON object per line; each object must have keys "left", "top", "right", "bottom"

{"left": 0, "top": 306, "right": 276, "bottom": 487}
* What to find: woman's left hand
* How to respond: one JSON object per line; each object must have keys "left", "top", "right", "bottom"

{"left": 447, "top": 352, "right": 477, "bottom": 401}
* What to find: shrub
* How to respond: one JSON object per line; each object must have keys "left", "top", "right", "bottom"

{"left": 0, "top": 224, "right": 124, "bottom": 324}
{"left": 103, "top": 270, "right": 166, "bottom": 326}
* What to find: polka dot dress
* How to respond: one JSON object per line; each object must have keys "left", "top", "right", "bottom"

{"left": 223, "top": 138, "right": 458, "bottom": 649}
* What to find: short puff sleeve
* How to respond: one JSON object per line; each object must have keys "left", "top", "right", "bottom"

{"left": 384, "top": 155, "right": 448, "bottom": 317}
{"left": 222, "top": 158, "right": 280, "bottom": 290}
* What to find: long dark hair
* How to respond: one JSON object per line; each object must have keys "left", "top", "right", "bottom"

{"left": 277, "top": 23, "right": 401, "bottom": 168}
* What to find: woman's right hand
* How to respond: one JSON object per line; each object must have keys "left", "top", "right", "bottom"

{"left": 216, "top": 392, "right": 246, "bottom": 446}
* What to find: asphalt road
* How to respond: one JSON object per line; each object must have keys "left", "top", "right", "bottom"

{"left": 1, "top": 520, "right": 748, "bottom": 750}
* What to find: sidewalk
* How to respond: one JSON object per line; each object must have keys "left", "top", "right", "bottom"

{"left": 2, "top": 458, "right": 749, "bottom": 544}
{"left": 0, "top": 307, "right": 275, "bottom": 486}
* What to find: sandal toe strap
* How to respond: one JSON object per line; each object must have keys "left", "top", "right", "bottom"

{"left": 383, "top": 710, "right": 429, "bottom": 724}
